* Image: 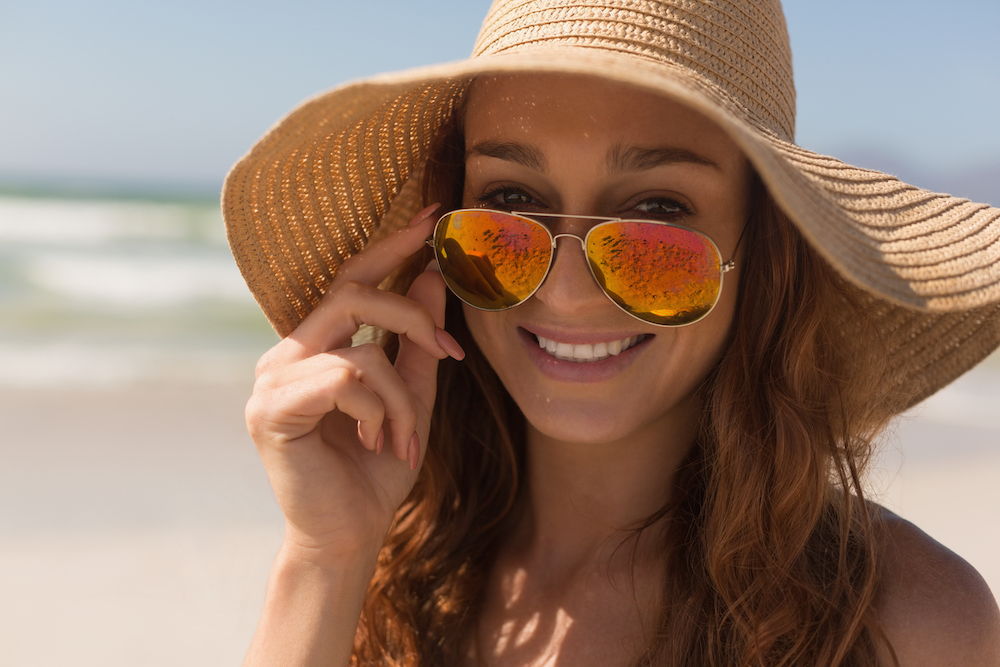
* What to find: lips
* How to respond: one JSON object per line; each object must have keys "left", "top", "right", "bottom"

{"left": 535, "top": 334, "right": 647, "bottom": 363}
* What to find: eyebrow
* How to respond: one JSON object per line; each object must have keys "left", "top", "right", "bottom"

{"left": 467, "top": 140, "right": 547, "bottom": 172}
{"left": 605, "top": 144, "right": 720, "bottom": 174}
{"left": 466, "top": 139, "right": 720, "bottom": 175}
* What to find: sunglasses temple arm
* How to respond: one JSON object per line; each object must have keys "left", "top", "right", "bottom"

{"left": 722, "top": 213, "right": 753, "bottom": 272}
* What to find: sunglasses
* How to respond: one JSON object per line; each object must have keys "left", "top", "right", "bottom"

{"left": 428, "top": 208, "right": 739, "bottom": 327}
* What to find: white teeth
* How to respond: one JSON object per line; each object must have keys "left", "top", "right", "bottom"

{"left": 535, "top": 334, "right": 646, "bottom": 363}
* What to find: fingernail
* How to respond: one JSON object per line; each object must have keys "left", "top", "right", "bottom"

{"left": 409, "top": 202, "right": 441, "bottom": 227}
{"left": 376, "top": 428, "right": 384, "bottom": 455}
{"left": 357, "top": 422, "right": 374, "bottom": 451}
{"left": 424, "top": 259, "right": 440, "bottom": 273}
{"left": 435, "top": 328, "right": 466, "bottom": 360}
{"left": 408, "top": 433, "right": 420, "bottom": 471}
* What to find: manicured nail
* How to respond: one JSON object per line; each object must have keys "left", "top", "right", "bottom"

{"left": 435, "top": 328, "right": 466, "bottom": 360}
{"left": 376, "top": 428, "right": 384, "bottom": 455}
{"left": 408, "top": 433, "right": 420, "bottom": 471}
{"left": 409, "top": 202, "right": 441, "bottom": 227}
{"left": 357, "top": 422, "right": 373, "bottom": 451}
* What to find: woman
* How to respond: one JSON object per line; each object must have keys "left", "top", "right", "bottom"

{"left": 223, "top": 1, "right": 1000, "bottom": 665}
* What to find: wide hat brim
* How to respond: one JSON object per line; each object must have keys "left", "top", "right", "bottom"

{"left": 222, "top": 49, "right": 1000, "bottom": 408}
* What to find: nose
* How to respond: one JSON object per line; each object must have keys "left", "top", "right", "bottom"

{"left": 531, "top": 231, "right": 610, "bottom": 315}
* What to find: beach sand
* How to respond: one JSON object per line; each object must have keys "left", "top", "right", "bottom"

{"left": 0, "top": 369, "right": 998, "bottom": 666}
{"left": 0, "top": 381, "right": 281, "bottom": 666}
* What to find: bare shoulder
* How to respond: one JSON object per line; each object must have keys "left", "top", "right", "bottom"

{"left": 874, "top": 506, "right": 1000, "bottom": 666}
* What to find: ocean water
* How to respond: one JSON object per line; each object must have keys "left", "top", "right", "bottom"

{"left": 0, "top": 195, "right": 278, "bottom": 387}
{"left": 1, "top": 192, "right": 998, "bottom": 395}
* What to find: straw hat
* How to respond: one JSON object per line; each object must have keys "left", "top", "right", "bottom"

{"left": 223, "top": 0, "right": 1000, "bottom": 406}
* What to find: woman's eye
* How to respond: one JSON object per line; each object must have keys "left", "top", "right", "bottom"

{"left": 477, "top": 186, "right": 536, "bottom": 209}
{"left": 633, "top": 199, "right": 685, "bottom": 216}
{"left": 502, "top": 191, "right": 532, "bottom": 206}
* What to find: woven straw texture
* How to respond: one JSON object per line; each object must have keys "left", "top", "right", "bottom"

{"left": 223, "top": 0, "right": 1000, "bottom": 406}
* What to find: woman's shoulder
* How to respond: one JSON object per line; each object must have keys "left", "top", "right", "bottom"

{"left": 874, "top": 506, "right": 1000, "bottom": 666}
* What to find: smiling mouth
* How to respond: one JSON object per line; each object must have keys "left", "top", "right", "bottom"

{"left": 534, "top": 334, "right": 648, "bottom": 363}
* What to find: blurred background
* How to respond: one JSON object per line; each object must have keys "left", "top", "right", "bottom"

{"left": 0, "top": 1, "right": 997, "bottom": 664}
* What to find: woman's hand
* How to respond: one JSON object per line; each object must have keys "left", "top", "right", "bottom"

{"left": 245, "top": 203, "right": 464, "bottom": 564}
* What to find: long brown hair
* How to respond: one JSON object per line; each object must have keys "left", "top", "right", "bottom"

{"left": 351, "top": 107, "right": 906, "bottom": 666}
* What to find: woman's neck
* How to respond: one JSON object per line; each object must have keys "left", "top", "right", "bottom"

{"left": 468, "top": 399, "right": 699, "bottom": 666}
{"left": 512, "top": 391, "right": 700, "bottom": 575}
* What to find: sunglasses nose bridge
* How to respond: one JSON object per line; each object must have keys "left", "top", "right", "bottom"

{"left": 550, "top": 231, "right": 587, "bottom": 250}
{"left": 535, "top": 231, "right": 604, "bottom": 306}
{"left": 546, "top": 232, "right": 589, "bottom": 280}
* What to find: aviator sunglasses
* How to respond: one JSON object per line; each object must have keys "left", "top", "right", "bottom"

{"left": 429, "top": 208, "right": 742, "bottom": 327}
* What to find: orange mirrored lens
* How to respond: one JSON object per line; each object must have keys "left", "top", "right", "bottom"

{"left": 434, "top": 210, "right": 552, "bottom": 310}
{"left": 587, "top": 222, "right": 721, "bottom": 325}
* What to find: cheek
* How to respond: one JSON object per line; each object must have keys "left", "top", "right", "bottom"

{"left": 462, "top": 304, "right": 506, "bottom": 367}
{"left": 712, "top": 270, "right": 740, "bottom": 336}
{"left": 644, "top": 269, "right": 741, "bottom": 404}
{"left": 688, "top": 268, "right": 739, "bottom": 366}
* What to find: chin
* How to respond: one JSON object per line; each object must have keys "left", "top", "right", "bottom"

{"left": 518, "top": 395, "right": 675, "bottom": 446}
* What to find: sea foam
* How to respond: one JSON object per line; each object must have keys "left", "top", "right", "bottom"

{"left": 0, "top": 195, "right": 273, "bottom": 387}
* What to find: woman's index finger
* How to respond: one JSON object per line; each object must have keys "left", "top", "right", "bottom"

{"left": 273, "top": 206, "right": 441, "bottom": 361}
{"left": 328, "top": 204, "right": 439, "bottom": 291}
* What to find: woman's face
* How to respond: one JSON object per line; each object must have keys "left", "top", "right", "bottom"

{"left": 461, "top": 73, "right": 751, "bottom": 446}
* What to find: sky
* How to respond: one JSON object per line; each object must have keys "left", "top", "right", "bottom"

{"left": 1, "top": 0, "right": 997, "bottom": 200}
